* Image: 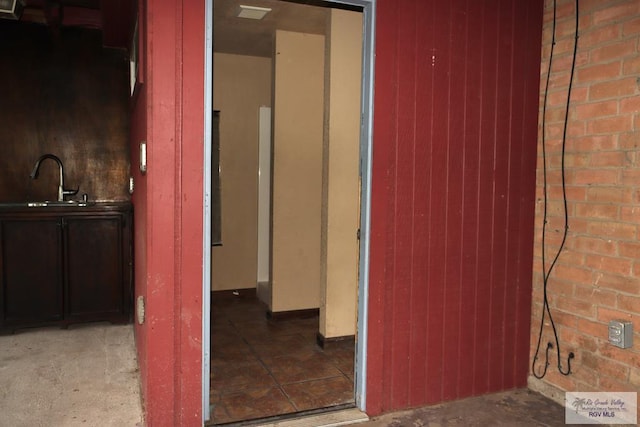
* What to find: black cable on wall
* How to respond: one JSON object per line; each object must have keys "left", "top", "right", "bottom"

{"left": 531, "top": 0, "right": 579, "bottom": 379}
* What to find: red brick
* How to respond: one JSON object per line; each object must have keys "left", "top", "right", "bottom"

{"left": 546, "top": 309, "right": 580, "bottom": 329}
{"left": 596, "top": 273, "right": 640, "bottom": 295}
{"left": 555, "top": 17, "right": 581, "bottom": 39}
{"left": 620, "top": 168, "right": 640, "bottom": 185}
{"left": 587, "top": 187, "right": 632, "bottom": 203}
{"left": 549, "top": 71, "right": 571, "bottom": 90}
{"left": 623, "top": 55, "right": 640, "bottom": 75}
{"left": 597, "top": 306, "right": 638, "bottom": 324}
{"left": 630, "top": 369, "right": 640, "bottom": 387}
{"left": 574, "top": 285, "right": 617, "bottom": 307}
{"left": 568, "top": 217, "right": 589, "bottom": 234}
{"left": 549, "top": 185, "right": 587, "bottom": 202}
{"left": 599, "top": 345, "right": 640, "bottom": 369}
{"left": 622, "top": 16, "right": 640, "bottom": 36}
{"left": 578, "top": 0, "right": 609, "bottom": 13}
{"left": 589, "top": 78, "right": 638, "bottom": 100}
{"left": 567, "top": 135, "right": 617, "bottom": 151}
{"left": 618, "top": 294, "right": 640, "bottom": 313}
{"left": 597, "top": 377, "right": 640, "bottom": 394}
{"left": 548, "top": 371, "right": 579, "bottom": 391}
{"left": 587, "top": 221, "right": 637, "bottom": 239}
{"left": 619, "top": 132, "right": 639, "bottom": 149}
{"left": 555, "top": 298, "right": 596, "bottom": 318}
{"left": 573, "top": 168, "right": 619, "bottom": 185}
{"left": 599, "top": 376, "right": 638, "bottom": 393}
{"left": 575, "top": 203, "right": 619, "bottom": 219}
{"left": 574, "top": 100, "right": 618, "bottom": 119}
{"left": 559, "top": 328, "right": 600, "bottom": 354}
{"left": 576, "top": 318, "right": 607, "bottom": 337}
{"left": 586, "top": 114, "right": 633, "bottom": 134}
{"left": 554, "top": 37, "right": 580, "bottom": 55}
{"left": 593, "top": 2, "right": 640, "bottom": 26}
{"left": 576, "top": 62, "right": 622, "bottom": 83}
{"left": 546, "top": 199, "right": 570, "bottom": 217}
{"left": 590, "top": 151, "right": 626, "bottom": 167}
{"left": 585, "top": 254, "right": 633, "bottom": 276}
{"left": 573, "top": 235, "right": 617, "bottom": 255}
{"left": 620, "top": 95, "right": 640, "bottom": 113}
{"left": 543, "top": 106, "right": 569, "bottom": 123}
{"left": 547, "top": 152, "right": 589, "bottom": 168}
{"left": 556, "top": 249, "right": 585, "bottom": 266}
{"left": 552, "top": 263, "right": 593, "bottom": 284}
{"left": 618, "top": 241, "right": 640, "bottom": 258}
{"left": 570, "top": 86, "right": 589, "bottom": 103}
{"left": 550, "top": 1, "right": 576, "bottom": 20}
{"left": 546, "top": 278, "right": 576, "bottom": 298}
{"left": 591, "top": 40, "right": 638, "bottom": 63}
{"left": 620, "top": 206, "right": 640, "bottom": 222}
{"left": 579, "top": 23, "right": 622, "bottom": 47}
{"left": 543, "top": 121, "right": 565, "bottom": 138}
{"left": 582, "top": 351, "right": 630, "bottom": 382}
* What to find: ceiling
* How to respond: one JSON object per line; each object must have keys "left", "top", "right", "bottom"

{"left": 3, "top": 0, "right": 360, "bottom": 57}
{"left": 214, "top": 0, "right": 354, "bottom": 58}
{"left": 3, "top": 0, "right": 135, "bottom": 49}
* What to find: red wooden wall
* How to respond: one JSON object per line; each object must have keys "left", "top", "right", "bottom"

{"left": 130, "top": 0, "right": 204, "bottom": 425}
{"left": 366, "top": 0, "right": 544, "bottom": 415}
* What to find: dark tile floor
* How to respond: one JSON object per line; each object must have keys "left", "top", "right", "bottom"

{"left": 209, "top": 292, "right": 355, "bottom": 425}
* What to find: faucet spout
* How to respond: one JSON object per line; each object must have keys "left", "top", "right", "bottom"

{"left": 30, "top": 154, "right": 78, "bottom": 202}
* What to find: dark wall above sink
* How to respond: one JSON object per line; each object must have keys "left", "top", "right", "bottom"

{"left": 0, "top": 21, "right": 131, "bottom": 203}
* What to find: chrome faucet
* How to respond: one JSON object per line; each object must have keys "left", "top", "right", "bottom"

{"left": 30, "top": 154, "right": 79, "bottom": 202}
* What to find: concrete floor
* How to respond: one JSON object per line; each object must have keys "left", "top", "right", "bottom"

{"left": 0, "top": 323, "right": 143, "bottom": 427}
{"left": 0, "top": 322, "right": 583, "bottom": 427}
{"left": 246, "top": 389, "right": 574, "bottom": 427}
{"left": 357, "top": 389, "right": 571, "bottom": 427}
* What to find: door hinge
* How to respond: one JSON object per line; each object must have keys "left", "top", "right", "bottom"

{"left": 357, "top": 228, "right": 361, "bottom": 240}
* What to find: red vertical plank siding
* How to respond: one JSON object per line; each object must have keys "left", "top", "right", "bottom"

{"left": 488, "top": 0, "right": 513, "bottom": 392}
{"left": 442, "top": 1, "right": 466, "bottom": 402}
{"left": 390, "top": 0, "right": 417, "bottom": 408}
{"left": 367, "top": 0, "right": 543, "bottom": 415}
{"left": 474, "top": 0, "right": 499, "bottom": 396}
{"left": 513, "top": 0, "right": 541, "bottom": 386}
{"left": 407, "top": 0, "right": 433, "bottom": 407}
{"left": 366, "top": 0, "right": 397, "bottom": 412}
{"left": 458, "top": 0, "right": 483, "bottom": 399}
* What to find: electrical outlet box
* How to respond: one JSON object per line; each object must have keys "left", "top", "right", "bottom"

{"left": 608, "top": 320, "right": 633, "bottom": 349}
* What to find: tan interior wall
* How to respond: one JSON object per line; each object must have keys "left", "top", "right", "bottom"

{"left": 212, "top": 53, "right": 271, "bottom": 291}
{"left": 320, "top": 10, "right": 363, "bottom": 338}
{"left": 271, "top": 30, "right": 325, "bottom": 312}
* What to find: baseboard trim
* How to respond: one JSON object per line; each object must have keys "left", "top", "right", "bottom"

{"left": 267, "top": 308, "right": 319, "bottom": 321}
{"left": 316, "top": 332, "right": 355, "bottom": 349}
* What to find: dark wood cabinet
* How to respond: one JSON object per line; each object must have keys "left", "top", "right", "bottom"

{"left": 0, "top": 203, "right": 132, "bottom": 333}
{"left": 1, "top": 218, "right": 63, "bottom": 326}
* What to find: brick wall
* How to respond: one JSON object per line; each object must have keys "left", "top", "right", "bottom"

{"left": 529, "top": 0, "right": 640, "bottom": 406}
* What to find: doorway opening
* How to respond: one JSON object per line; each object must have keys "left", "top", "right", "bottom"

{"left": 204, "top": 0, "right": 375, "bottom": 424}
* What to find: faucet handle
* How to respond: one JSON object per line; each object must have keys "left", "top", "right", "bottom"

{"left": 63, "top": 186, "right": 79, "bottom": 197}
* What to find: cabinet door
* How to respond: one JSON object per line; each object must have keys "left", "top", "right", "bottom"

{"left": 64, "top": 215, "right": 126, "bottom": 320}
{"left": 0, "top": 218, "right": 63, "bottom": 327}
